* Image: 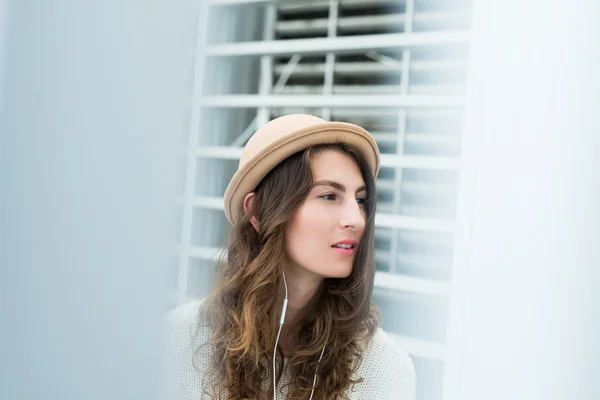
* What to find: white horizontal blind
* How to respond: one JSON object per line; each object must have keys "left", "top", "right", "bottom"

{"left": 174, "top": 1, "right": 473, "bottom": 400}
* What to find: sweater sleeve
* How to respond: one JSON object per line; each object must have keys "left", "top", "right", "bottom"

{"left": 355, "top": 328, "right": 417, "bottom": 400}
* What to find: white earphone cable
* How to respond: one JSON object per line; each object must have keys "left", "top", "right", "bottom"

{"left": 272, "top": 271, "right": 324, "bottom": 400}
{"left": 273, "top": 271, "right": 288, "bottom": 400}
{"left": 308, "top": 345, "right": 326, "bottom": 400}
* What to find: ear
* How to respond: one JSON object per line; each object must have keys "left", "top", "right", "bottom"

{"left": 243, "top": 192, "right": 259, "bottom": 231}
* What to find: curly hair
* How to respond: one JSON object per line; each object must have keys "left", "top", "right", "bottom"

{"left": 197, "top": 143, "right": 380, "bottom": 399}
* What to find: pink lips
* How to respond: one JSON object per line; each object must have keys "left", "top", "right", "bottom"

{"left": 331, "top": 239, "right": 358, "bottom": 256}
{"left": 332, "top": 246, "right": 355, "bottom": 256}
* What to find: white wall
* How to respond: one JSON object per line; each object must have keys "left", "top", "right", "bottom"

{"left": 444, "top": 1, "right": 600, "bottom": 399}
{"left": 0, "top": 1, "right": 189, "bottom": 398}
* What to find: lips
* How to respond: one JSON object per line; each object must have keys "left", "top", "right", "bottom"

{"left": 331, "top": 239, "right": 358, "bottom": 249}
{"left": 331, "top": 239, "right": 358, "bottom": 255}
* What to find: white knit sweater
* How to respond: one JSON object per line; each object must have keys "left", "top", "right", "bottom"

{"left": 166, "top": 300, "right": 416, "bottom": 400}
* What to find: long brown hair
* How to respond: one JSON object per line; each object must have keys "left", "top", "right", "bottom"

{"left": 198, "top": 143, "right": 379, "bottom": 399}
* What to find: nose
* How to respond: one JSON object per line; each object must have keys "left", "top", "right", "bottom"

{"left": 338, "top": 199, "right": 366, "bottom": 231}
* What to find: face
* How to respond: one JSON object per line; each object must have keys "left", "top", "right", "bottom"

{"left": 284, "top": 149, "right": 367, "bottom": 280}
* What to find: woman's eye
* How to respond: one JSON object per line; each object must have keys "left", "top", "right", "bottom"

{"left": 320, "top": 194, "right": 336, "bottom": 201}
{"left": 356, "top": 197, "right": 367, "bottom": 205}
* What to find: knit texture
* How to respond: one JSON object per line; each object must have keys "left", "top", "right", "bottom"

{"left": 166, "top": 300, "right": 416, "bottom": 400}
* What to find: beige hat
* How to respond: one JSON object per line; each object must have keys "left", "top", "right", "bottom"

{"left": 223, "top": 114, "right": 380, "bottom": 226}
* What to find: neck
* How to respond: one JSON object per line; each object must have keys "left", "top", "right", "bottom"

{"left": 278, "top": 264, "right": 324, "bottom": 354}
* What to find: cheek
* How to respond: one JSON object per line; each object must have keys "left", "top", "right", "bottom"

{"left": 285, "top": 206, "right": 327, "bottom": 255}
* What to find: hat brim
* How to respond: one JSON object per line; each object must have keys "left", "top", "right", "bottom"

{"left": 224, "top": 121, "right": 380, "bottom": 226}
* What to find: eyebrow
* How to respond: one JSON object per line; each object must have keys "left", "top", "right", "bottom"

{"left": 312, "top": 180, "right": 367, "bottom": 194}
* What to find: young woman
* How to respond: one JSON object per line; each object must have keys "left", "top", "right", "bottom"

{"left": 167, "top": 114, "right": 415, "bottom": 400}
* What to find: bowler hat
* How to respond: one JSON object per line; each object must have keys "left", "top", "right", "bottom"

{"left": 224, "top": 114, "right": 380, "bottom": 226}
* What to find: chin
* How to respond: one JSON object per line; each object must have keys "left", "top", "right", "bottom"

{"left": 323, "top": 268, "right": 353, "bottom": 279}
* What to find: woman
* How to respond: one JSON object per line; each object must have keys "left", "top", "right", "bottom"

{"left": 167, "top": 114, "right": 415, "bottom": 400}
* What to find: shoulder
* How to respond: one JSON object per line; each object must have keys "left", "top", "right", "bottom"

{"left": 165, "top": 299, "right": 204, "bottom": 334}
{"left": 165, "top": 298, "right": 210, "bottom": 352}
{"left": 365, "top": 328, "right": 415, "bottom": 374}
{"left": 165, "top": 299, "right": 209, "bottom": 399}
{"left": 354, "top": 328, "right": 416, "bottom": 400}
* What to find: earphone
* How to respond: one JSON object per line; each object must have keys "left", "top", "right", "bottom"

{"left": 272, "top": 272, "right": 288, "bottom": 400}
{"left": 272, "top": 271, "right": 325, "bottom": 400}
